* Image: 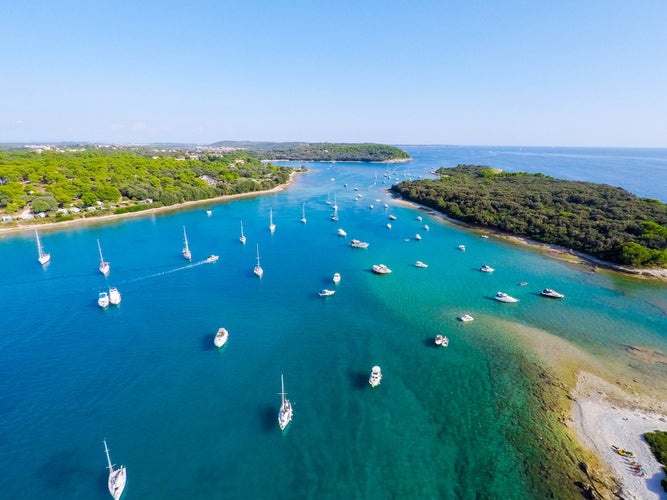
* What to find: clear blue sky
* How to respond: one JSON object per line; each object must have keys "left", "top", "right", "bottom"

{"left": 1, "top": 0, "right": 666, "bottom": 146}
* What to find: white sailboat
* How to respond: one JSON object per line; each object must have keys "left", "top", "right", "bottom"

{"left": 97, "top": 239, "right": 110, "bottom": 276}
{"left": 182, "top": 226, "right": 192, "bottom": 261}
{"left": 35, "top": 230, "right": 50, "bottom": 265}
{"left": 269, "top": 208, "right": 276, "bottom": 233}
{"left": 333, "top": 193, "right": 338, "bottom": 210}
{"left": 239, "top": 220, "right": 246, "bottom": 245}
{"left": 300, "top": 203, "right": 307, "bottom": 224}
{"left": 103, "top": 440, "right": 126, "bottom": 500}
{"left": 278, "top": 374, "right": 293, "bottom": 431}
{"left": 254, "top": 244, "right": 263, "bottom": 278}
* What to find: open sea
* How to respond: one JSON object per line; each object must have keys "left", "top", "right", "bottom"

{"left": 1, "top": 146, "right": 666, "bottom": 499}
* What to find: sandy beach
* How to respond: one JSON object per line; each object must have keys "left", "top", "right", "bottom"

{"left": 571, "top": 372, "right": 667, "bottom": 500}
{"left": 0, "top": 172, "right": 298, "bottom": 237}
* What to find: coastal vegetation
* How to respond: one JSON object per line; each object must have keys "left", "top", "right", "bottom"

{"left": 391, "top": 165, "right": 667, "bottom": 268}
{"left": 0, "top": 148, "right": 292, "bottom": 222}
{"left": 210, "top": 141, "right": 411, "bottom": 162}
{"left": 644, "top": 431, "right": 667, "bottom": 492}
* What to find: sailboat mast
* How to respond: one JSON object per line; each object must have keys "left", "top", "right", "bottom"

{"left": 256, "top": 244, "right": 260, "bottom": 265}
{"left": 35, "top": 230, "right": 42, "bottom": 257}
{"left": 97, "top": 239, "right": 104, "bottom": 263}
{"left": 240, "top": 220, "right": 244, "bottom": 237}
{"left": 281, "top": 374, "right": 287, "bottom": 407}
{"left": 183, "top": 226, "right": 189, "bottom": 250}
{"left": 103, "top": 440, "right": 114, "bottom": 472}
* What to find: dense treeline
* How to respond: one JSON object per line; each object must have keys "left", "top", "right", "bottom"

{"left": 644, "top": 431, "right": 667, "bottom": 492}
{"left": 211, "top": 141, "right": 411, "bottom": 162}
{"left": 391, "top": 165, "right": 667, "bottom": 268}
{"left": 0, "top": 149, "right": 291, "bottom": 220}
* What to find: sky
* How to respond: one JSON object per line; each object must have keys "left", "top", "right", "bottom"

{"left": 1, "top": 0, "right": 666, "bottom": 147}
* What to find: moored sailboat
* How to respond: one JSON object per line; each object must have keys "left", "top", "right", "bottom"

{"left": 254, "top": 244, "right": 263, "bottom": 278}
{"left": 103, "top": 440, "right": 126, "bottom": 500}
{"left": 269, "top": 208, "right": 276, "bottom": 233}
{"left": 278, "top": 374, "right": 293, "bottom": 431}
{"left": 35, "top": 230, "right": 50, "bottom": 266}
{"left": 239, "top": 220, "right": 246, "bottom": 245}
{"left": 97, "top": 239, "right": 110, "bottom": 276}
{"left": 300, "top": 202, "right": 307, "bottom": 224}
{"left": 182, "top": 226, "right": 192, "bottom": 261}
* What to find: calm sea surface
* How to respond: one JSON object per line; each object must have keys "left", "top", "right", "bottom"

{"left": 0, "top": 146, "right": 666, "bottom": 499}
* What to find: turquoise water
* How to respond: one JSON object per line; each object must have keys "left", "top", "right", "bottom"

{"left": 0, "top": 147, "right": 666, "bottom": 498}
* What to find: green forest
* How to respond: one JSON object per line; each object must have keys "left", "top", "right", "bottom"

{"left": 211, "top": 141, "right": 411, "bottom": 162}
{"left": 391, "top": 165, "right": 667, "bottom": 268}
{"left": 0, "top": 149, "right": 292, "bottom": 222}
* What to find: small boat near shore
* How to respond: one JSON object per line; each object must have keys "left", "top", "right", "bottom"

{"left": 369, "top": 366, "right": 382, "bottom": 387}
{"left": 458, "top": 244, "right": 466, "bottom": 251}
{"left": 182, "top": 226, "right": 192, "bottom": 261}
{"left": 494, "top": 292, "right": 519, "bottom": 303}
{"left": 239, "top": 220, "right": 246, "bottom": 245}
{"left": 214, "top": 327, "right": 229, "bottom": 348}
{"left": 415, "top": 233, "right": 422, "bottom": 241}
{"left": 459, "top": 314, "right": 474, "bottom": 322}
{"left": 371, "top": 264, "right": 392, "bottom": 274}
{"left": 35, "top": 230, "right": 51, "bottom": 266}
{"left": 97, "top": 239, "right": 110, "bottom": 276}
{"left": 540, "top": 288, "right": 565, "bottom": 298}
{"left": 269, "top": 208, "right": 276, "bottom": 233}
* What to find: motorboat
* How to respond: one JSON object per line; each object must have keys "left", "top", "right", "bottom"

{"left": 269, "top": 208, "right": 276, "bottom": 233}
{"left": 458, "top": 244, "right": 466, "bottom": 251}
{"left": 108, "top": 287, "right": 121, "bottom": 305}
{"left": 239, "top": 220, "right": 246, "bottom": 245}
{"left": 35, "top": 230, "right": 51, "bottom": 265}
{"left": 415, "top": 234, "right": 422, "bottom": 241}
{"left": 333, "top": 273, "right": 341, "bottom": 284}
{"left": 540, "top": 288, "right": 565, "bottom": 298}
{"left": 459, "top": 314, "right": 474, "bottom": 322}
{"left": 98, "top": 291, "right": 110, "bottom": 308}
{"left": 494, "top": 292, "right": 519, "bottom": 303}
{"left": 349, "top": 239, "right": 369, "bottom": 249}
{"left": 206, "top": 209, "right": 212, "bottom": 216}
{"left": 417, "top": 216, "right": 422, "bottom": 221}
{"left": 369, "top": 366, "right": 382, "bottom": 387}
{"left": 337, "top": 228, "right": 347, "bottom": 237}
{"left": 371, "top": 264, "right": 392, "bottom": 274}
{"left": 388, "top": 214, "right": 397, "bottom": 220}
{"left": 205, "top": 255, "right": 219, "bottom": 263}
{"left": 214, "top": 327, "right": 229, "bottom": 348}
{"left": 318, "top": 289, "right": 336, "bottom": 297}
{"left": 424, "top": 224, "right": 430, "bottom": 231}
{"left": 97, "top": 239, "right": 110, "bottom": 276}
{"left": 435, "top": 334, "right": 449, "bottom": 347}
{"left": 386, "top": 223, "right": 392, "bottom": 229}
{"left": 103, "top": 440, "right": 126, "bottom": 500}
{"left": 300, "top": 203, "right": 307, "bottom": 224}
{"left": 480, "top": 265, "right": 494, "bottom": 272}
{"left": 415, "top": 261, "right": 428, "bottom": 268}
{"left": 278, "top": 374, "right": 293, "bottom": 431}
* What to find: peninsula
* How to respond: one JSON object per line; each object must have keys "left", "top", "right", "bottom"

{"left": 391, "top": 165, "right": 667, "bottom": 269}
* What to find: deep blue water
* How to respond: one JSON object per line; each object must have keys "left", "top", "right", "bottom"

{"left": 0, "top": 146, "right": 665, "bottom": 499}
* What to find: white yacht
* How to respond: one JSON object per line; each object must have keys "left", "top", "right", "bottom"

{"left": 300, "top": 203, "right": 307, "bottom": 224}
{"left": 369, "top": 366, "right": 382, "bottom": 387}
{"left": 459, "top": 314, "right": 474, "bottom": 322}
{"left": 337, "top": 228, "right": 347, "bottom": 237}
{"left": 278, "top": 374, "right": 293, "bottom": 431}
{"left": 318, "top": 289, "right": 336, "bottom": 297}
{"left": 388, "top": 214, "right": 397, "bottom": 220}
{"left": 331, "top": 205, "right": 339, "bottom": 221}
{"left": 214, "top": 327, "right": 229, "bottom": 348}
{"left": 386, "top": 223, "right": 392, "bottom": 229}
{"left": 458, "top": 244, "right": 466, "bottom": 251}
{"left": 206, "top": 209, "right": 212, "bottom": 216}
{"left": 540, "top": 288, "right": 565, "bottom": 298}
{"left": 349, "top": 239, "right": 369, "bottom": 248}
{"left": 98, "top": 291, "right": 110, "bottom": 308}
{"left": 182, "top": 226, "right": 192, "bottom": 261}
{"left": 480, "top": 265, "right": 494, "bottom": 272}
{"left": 417, "top": 216, "right": 423, "bottom": 221}
{"left": 333, "top": 272, "right": 341, "bottom": 284}
{"left": 108, "top": 287, "right": 121, "bottom": 305}
{"left": 415, "top": 233, "right": 422, "bottom": 241}
{"left": 239, "top": 220, "right": 246, "bottom": 245}
{"left": 205, "top": 255, "right": 219, "bottom": 263}
{"left": 97, "top": 239, "right": 110, "bottom": 276}
{"left": 269, "top": 208, "right": 276, "bottom": 233}
{"left": 103, "top": 440, "right": 126, "bottom": 500}
{"left": 435, "top": 334, "right": 449, "bottom": 347}
{"left": 371, "top": 264, "right": 392, "bottom": 274}
{"left": 35, "top": 230, "right": 51, "bottom": 266}
{"left": 494, "top": 292, "right": 519, "bottom": 303}
{"left": 254, "top": 244, "right": 263, "bottom": 278}
{"left": 424, "top": 224, "right": 430, "bottom": 231}
{"left": 415, "top": 261, "right": 428, "bottom": 268}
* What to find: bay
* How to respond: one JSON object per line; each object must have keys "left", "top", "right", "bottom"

{"left": 0, "top": 146, "right": 665, "bottom": 499}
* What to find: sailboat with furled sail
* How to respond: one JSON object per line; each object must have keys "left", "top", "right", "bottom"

{"left": 239, "top": 220, "right": 246, "bottom": 245}
{"left": 97, "top": 239, "right": 110, "bottom": 276}
{"left": 103, "top": 440, "right": 126, "bottom": 500}
{"left": 300, "top": 202, "right": 307, "bottom": 224}
{"left": 254, "top": 244, "right": 263, "bottom": 278}
{"left": 35, "top": 230, "right": 50, "bottom": 266}
{"left": 182, "top": 226, "right": 192, "bottom": 261}
{"left": 278, "top": 374, "right": 293, "bottom": 431}
{"left": 269, "top": 208, "right": 276, "bottom": 233}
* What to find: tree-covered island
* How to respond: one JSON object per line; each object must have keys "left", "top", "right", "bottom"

{"left": 0, "top": 146, "right": 293, "bottom": 224}
{"left": 210, "top": 141, "right": 411, "bottom": 162}
{"left": 391, "top": 165, "right": 667, "bottom": 269}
